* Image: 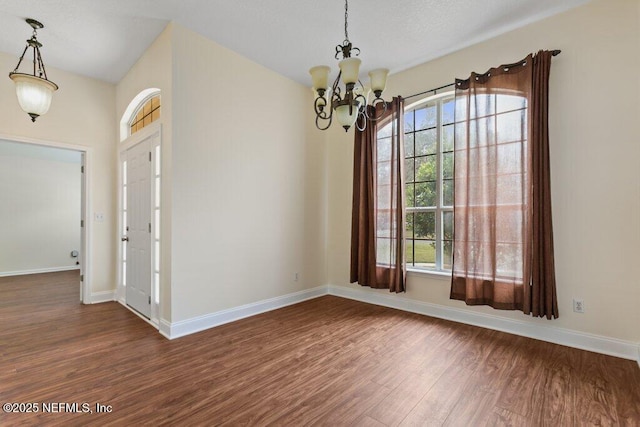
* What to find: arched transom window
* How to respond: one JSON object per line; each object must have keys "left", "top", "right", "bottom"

{"left": 130, "top": 95, "right": 160, "bottom": 136}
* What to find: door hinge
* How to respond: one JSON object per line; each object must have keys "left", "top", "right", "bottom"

{"left": 81, "top": 165, "right": 84, "bottom": 173}
{"left": 149, "top": 151, "right": 152, "bottom": 162}
{"left": 149, "top": 295, "right": 151, "bottom": 304}
{"left": 81, "top": 219, "right": 84, "bottom": 227}
{"left": 149, "top": 223, "right": 152, "bottom": 233}
{"left": 80, "top": 274, "right": 84, "bottom": 282}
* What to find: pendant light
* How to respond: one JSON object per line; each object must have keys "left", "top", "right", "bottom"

{"left": 9, "top": 19, "right": 58, "bottom": 122}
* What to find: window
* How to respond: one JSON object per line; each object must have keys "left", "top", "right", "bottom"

{"left": 376, "top": 93, "right": 454, "bottom": 272}
{"left": 153, "top": 144, "right": 161, "bottom": 305}
{"left": 454, "top": 91, "right": 529, "bottom": 281}
{"left": 129, "top": 95, "right": 160, "bottom": 135}
{"left": 121, "top": 160, "right": 128, "bottom": 287}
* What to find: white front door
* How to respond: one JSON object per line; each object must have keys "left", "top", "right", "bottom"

{"left": 125, "top": 138, "right": 152, "bottom": 318}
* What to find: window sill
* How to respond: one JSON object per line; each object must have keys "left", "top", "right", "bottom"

{"left": 407, "top": 268, "right": 452, "bottom": 281}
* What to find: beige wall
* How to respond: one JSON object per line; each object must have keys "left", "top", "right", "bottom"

{"left": 0, "top": 51, "right": 116, "bottom": 294}
{"left": 0, "top": 141, "right": 81, "bottom": 274}
{"left": 116, "top": 24, "right": 174, "bottom": 321}
{"left": 117, "top": 23, "right": 326, "bottom": 324}
{"left": 326, "top": 0, "right": 640, "bottom": 343}
{"left": 170, "top": 25, "right": 327, "bottom": 322}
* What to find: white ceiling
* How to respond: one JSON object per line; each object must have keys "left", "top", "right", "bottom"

{"left": 0, "top": 0, "right": 591, "bottom": 86}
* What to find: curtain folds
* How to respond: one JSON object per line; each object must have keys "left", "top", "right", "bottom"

{"left": 450, "top": 50, "right": 558, "bottom": 318}
{"left": 526, "top": 51, "right": 558, "bottom": 318}
{"left": 351, "top": 97, "right": 406, "bottom": 293}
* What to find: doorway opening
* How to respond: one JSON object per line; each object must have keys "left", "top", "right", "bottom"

{"left": 0, "top": 135, "right": 89, "bottom": 302}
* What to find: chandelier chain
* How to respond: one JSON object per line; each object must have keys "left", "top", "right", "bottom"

{"left": 344, "top": 0, "right": 349, "bottom": 43}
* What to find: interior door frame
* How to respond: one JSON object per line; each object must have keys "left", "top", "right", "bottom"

{"left": 118, "top": 122, "right": 162, "bottom": 325}
{"left": 0, "top": 132, "right": 91, "bottom": 303}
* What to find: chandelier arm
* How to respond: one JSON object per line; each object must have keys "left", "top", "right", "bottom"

{"left": 32, "top": 45, "right": 36, "bottom": 76}
{"left": 316, "top": 114, "right": 333, "bottom": 131}
{"left": 36, "top": 46, "right": 48, "bottom": 80}
{"left": 11, "top": 45, "right": 29, "bottom": 73}
{"left": 355, "top": 109, "right": 366, "bottom": 132}
{"left": 314, "top": 96, "right": 331, "bottom": 118}
{"left": 332, "top": 71, "right": 342, "bottom": 95}
{"left": 355, "top": 79, "right": 367, "bottom": 105}
{"left": 354, "top": 93, "right": 367, "bottom": 109}
{"left": 364, "top": 98, "right": 388, "bottom": 122}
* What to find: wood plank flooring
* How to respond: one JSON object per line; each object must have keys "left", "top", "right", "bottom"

{"left": 1, "top": 271, "right": 639, "bottom": 426}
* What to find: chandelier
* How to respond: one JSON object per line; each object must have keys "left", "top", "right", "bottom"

{"left": 9, "top": 18, "right": 59, "bottom": 122}
{"left": 309, "top": 0, "right": 389, "bottom": 132}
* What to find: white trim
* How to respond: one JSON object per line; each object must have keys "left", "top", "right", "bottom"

{"left": 0, "top": 266, "right": 80, "bottom": 277}
{"left": 131, "top": 281, "right": 640, "bottom": 363}
{"left": 0, "top": 132, "right": 90, "bottom": 152}
{"left": 90, "top": 290, "right": 116, "bottom": 304}
{"left": 80, "top": 150, "right": 90, "bottom": 304}
{"left": 328, "top": 284, "right": 639, "bottom": 361}
{"left": 160, "top": 286, "right": 327, "bottom": 340}
{"left": 407, "top": 268, "right": 452, "bottom": 281}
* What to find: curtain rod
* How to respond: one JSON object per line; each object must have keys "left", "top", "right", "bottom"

{"left": 402, "top": 50, "right": 561, "bottom": 101}
{"left": 403, "top": 82, "right": 455, "bottom": 100}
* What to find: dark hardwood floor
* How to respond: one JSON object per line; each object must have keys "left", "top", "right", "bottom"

{"left": 1, "top": 271, "right": 638, "bottom": 426}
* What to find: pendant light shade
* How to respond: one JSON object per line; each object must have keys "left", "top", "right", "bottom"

{"left": 10, "top": 73, "right": 58, "bottom": 121}
{"left": 309, "top": 66, "right": 331, "bottom": 92}
{"left": 335, "top": 103, "right": 358, "bottom": 131}
{"left": 338, "top": 58, "right": 361, "bottom": 85}
{"left": 8, "top": 18, "right": 58, "bottom": 122}
{"left": 368, "top": 68, "right": 389, "bottom": 95}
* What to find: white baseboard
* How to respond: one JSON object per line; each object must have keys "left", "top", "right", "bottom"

{"left": 328, "top": 284, "right": 639, "bottom": 362}
{"left": 160, "top": 286, "right": 327, "bottom": 340}
{"left": 129, "top": 282, "right": 640, "bottom": 364}
{"left": 90, "top": 290, "right": 116, "bottom": 304}
{"left": 0, "top": 266, "right": 80, "bottom": 277}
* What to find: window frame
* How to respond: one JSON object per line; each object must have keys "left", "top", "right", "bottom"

{"left": 128, "top": 94, "right": 161, "bottom": 137}
{"left": 402, "top": 91, "right": 455, "bottom": 275}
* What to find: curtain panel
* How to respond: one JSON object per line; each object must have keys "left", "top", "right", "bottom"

{"left": 351, "top": 97, "right": 406, "bottom": 293}
{"left": 450, "top": 51, "right": 558, "bottom": 319}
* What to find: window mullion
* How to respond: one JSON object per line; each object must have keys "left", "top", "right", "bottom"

{"left": 435, "top": 100, "right": 443, "bottom": 271}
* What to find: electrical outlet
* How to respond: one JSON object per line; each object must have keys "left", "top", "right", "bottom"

{"left": 573, "top": 298, "right": 584, "bottom": 313}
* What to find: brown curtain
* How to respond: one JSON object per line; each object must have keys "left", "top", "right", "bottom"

{"left": 450, "top": 51, "right": 558, "bottom": 318}
{"left": 526, "top": 51, "right": 558, "bottom": 318}
{"left": 351, "top": 97, "right": 406, "bottom": 293}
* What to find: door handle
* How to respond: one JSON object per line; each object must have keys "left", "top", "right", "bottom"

{"left": 121, "top": 237, "right": 129, "bottom": 242}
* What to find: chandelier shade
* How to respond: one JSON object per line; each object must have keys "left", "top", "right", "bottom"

{"left": 309, "top": 0, "right": 389, "bottom": 132}
{"left": 368, "top": 69, "right": 389, "bottom": 95}
{"left": 8, "top": 18, "right": 58, "bottom": 122}
{"left": 335, "top": 102, "right": 359, "bottom": 130}
{"left": 309, "top": 66, "right": 331, "bottom": 92}
{"left": 338, "top": 58, "right": 361, "bottom": 85}
{"left": 10, "top": 73, "right": 58, "bottom": 121}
